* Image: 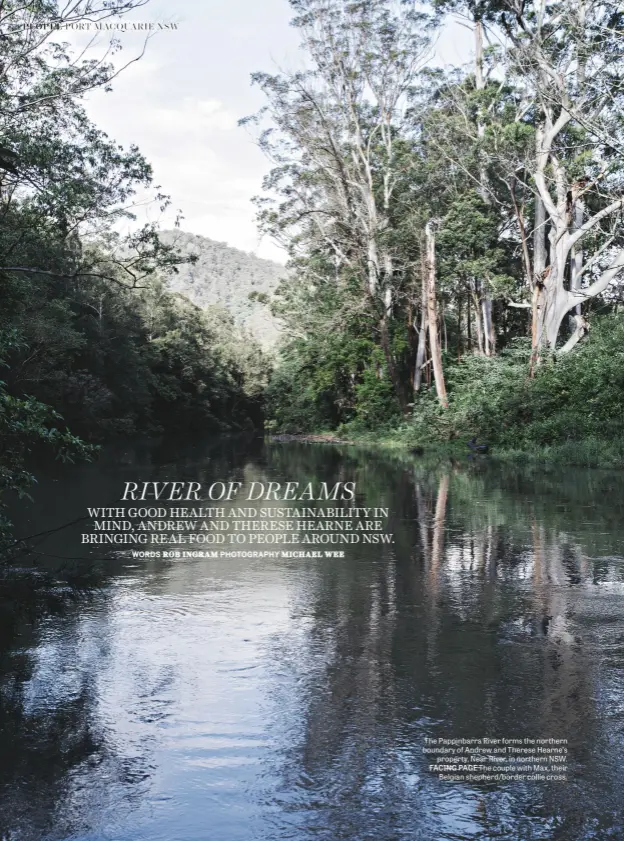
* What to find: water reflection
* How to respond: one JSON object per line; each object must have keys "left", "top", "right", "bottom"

{"left": 1, "top": 441, "right": 624, "bottom": 839}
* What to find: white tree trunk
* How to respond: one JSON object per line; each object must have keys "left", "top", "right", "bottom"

{"left": 425, "top": 222, "right": 448, "bottom": 407}
{"left": 569, "top": 199, "right": 584, "bottom": 321}
{"left": 540, "top": 248, "right": 624, "bottom": 354}
{"left": 413, "top": 263, "right": 427, "bottom": 391}
{"left": 474, "top": 18, "right": 495, "bottom": 355}
{"left": 482, "top": 297, "right": 495, "bottom": 356}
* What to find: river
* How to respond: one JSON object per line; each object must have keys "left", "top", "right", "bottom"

{"left": 1, "top": 438, "right": 623, "bottom": 840}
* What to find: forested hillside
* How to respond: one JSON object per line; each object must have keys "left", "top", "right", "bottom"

{"left": 159, "top": 231, "right": 284, "bottom": 348}
{"left": 246, "top": 0, "right": 624, "bottom": 462}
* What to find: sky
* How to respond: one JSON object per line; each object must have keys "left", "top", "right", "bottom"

{"left": 81, "top": 0, "right": 474, "bottom": 263}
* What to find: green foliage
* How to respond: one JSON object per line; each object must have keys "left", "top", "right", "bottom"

{"left": 0, "top": 383, "right": 95, "bottom": 495}
{"left": 405, "top": 314, "right": 624, "bottom": 449}
{"left": 0, "top": 324, "right": 97, "bottom": 538}
{"left": 352, "top": 352, "right": 402, "bottom": 430}
{"left": 266, "top": 311, "right": 403, "bottom": 433}
{"left": 266, "top": 336, "right": 355, "bottom": 432}
{"left": 0, "top": 3, "right": 270, "bottom": 543}
{"left": 0, "top": 256, "right": 268, "bottom": 441}
{"left": 436, "top": 191, "right": 517, "bottom": 301}
{"left": 256, "top": 0, "right": 624, "bottom": 445}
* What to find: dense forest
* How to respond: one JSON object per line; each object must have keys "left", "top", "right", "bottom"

{"left": 248, "top": 0, "right": 624, "bottom": 460}
{"left": 2, "top": 0, "right": 624, "bottom": 538}
{"left": 0, "top": 0, "right": 269, "bottom": 528}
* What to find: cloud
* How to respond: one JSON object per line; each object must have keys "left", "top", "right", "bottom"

{"left": 183, "top": 212, "right": 287, "bottom": 263}
{"left": 77, "top": 2, "right": 301, "bottom": 261}
{"left": 144, "top": 98, "right": 238, "bottom": 134}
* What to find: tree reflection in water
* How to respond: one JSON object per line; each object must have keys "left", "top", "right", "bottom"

{"left": 261, "top": 445, "right": 624, "bottom": 840}
{"left": 0, "top": 441, "right": 622, "bottom": 840}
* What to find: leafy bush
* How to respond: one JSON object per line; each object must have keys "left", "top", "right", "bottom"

{"left": 266, "top": 334, "right": 401, "bottom": 432}
{"left": 406, "top": 314, "right": 624, "bottom": 448}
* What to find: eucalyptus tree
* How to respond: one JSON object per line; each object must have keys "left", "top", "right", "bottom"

{"left": 431, "top": 0, "right": 503, "bottom": 355}
{"left": 429, "top": 0, "right": 624, "bottom": 367}
{"left": 243, "top": 0, "right": 432, "bottom": 411}
{"left": 504, "top": 1, "right": 624, "bottom": 359}
{"left": 452, "top": 1, "right": 624, "bottom": 361}
{"left": 411, "top": 64, "right": 527, "bottom": 359}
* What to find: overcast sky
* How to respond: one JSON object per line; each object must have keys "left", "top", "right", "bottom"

{"left": 83, "top": 0, "right": 473, "bottom": 263}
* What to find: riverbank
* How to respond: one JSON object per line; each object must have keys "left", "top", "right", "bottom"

{"left": 270, "top": 430, "right": 624, "bottom": 470}
{"left": 270, "top": 432, "right": 356, "bottom": 445}
{"left": 348, "top": 428, "right": 624, "bottom": 469}
{"left": 267, "top": 316, "right": 624, "bottom": 471}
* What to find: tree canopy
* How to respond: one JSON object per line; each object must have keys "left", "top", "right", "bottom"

{"left": 0, "top": 1, "right": 268, "bottom": 538}
{"left": 246, "top": 0, "right": 624, "bottom": 442}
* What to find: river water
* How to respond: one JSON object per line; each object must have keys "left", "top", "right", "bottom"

{"left": 1, "top": 438, "right": 624, "bottom": 840}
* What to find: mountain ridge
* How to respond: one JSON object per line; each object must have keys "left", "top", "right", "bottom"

{"left": 160, "top": 230, "right": 285, "bottom": 348}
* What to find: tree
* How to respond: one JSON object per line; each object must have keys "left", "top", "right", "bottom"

{"left": 432, "top": 0, "right": 501, "bottom": 355}
{"left": 243, "top": 0, "right": 431, "bottom": 411}
{"left": 473, "top": 0, "right": 624, "bottom": 359}
{"left": 0, "top": 2, "right": 267, "bottom": 538}
{"left": 0, "top": 0, "right": 184, "bottom": 289}
{"left": 424, "top": 221, "right": 448, "bottom": 406}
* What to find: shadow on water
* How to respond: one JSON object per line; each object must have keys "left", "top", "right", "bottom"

{"left": 0, "top": 438, "right": 623, "bottom": 840}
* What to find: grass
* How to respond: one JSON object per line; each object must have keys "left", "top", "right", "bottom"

{"left": 333, "top": 425, "right": 624, "bottom": 470}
